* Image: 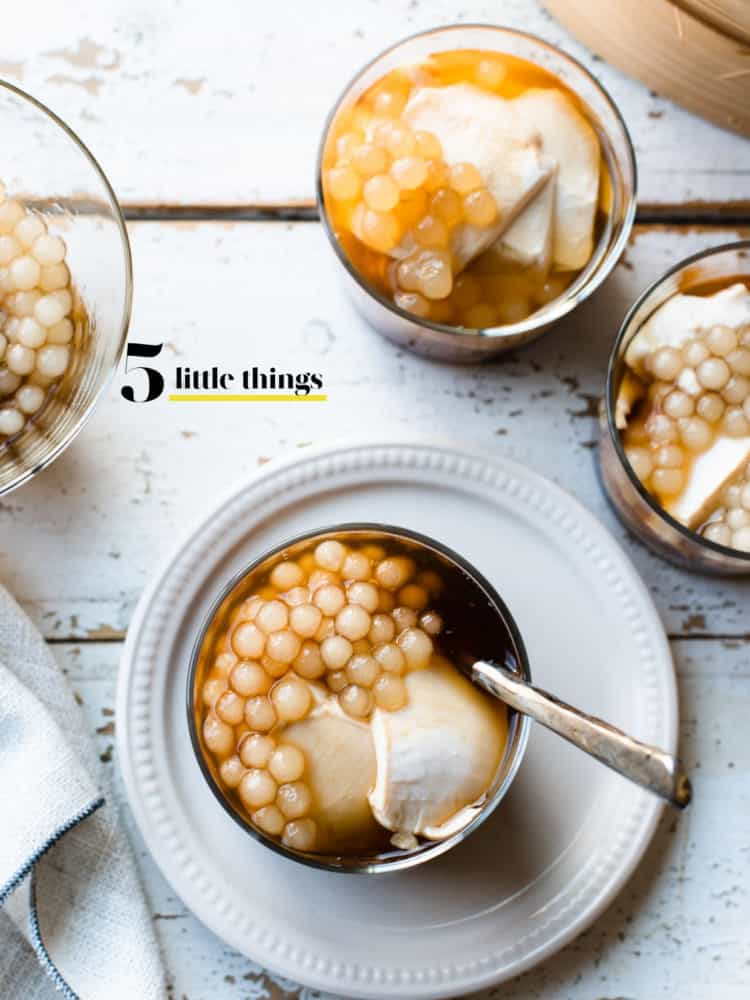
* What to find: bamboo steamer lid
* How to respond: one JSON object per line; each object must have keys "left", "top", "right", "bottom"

{"left": 544, "top": 0, "right": 750, "bottom": 137}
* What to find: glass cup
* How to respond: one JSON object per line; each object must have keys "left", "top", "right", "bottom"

{"left": 187, "top": 523, "right": 531, "bottom": 874}
{"left": 316, "top": 25, "right": 637, "bottom": 363}
{"left": 599, "top": 241, "right": 750, "bottom": 575}
{"left": 0, "top": 81, "right": 132, "bottom": 495}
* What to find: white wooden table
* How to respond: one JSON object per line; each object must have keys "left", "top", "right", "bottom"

{"left": 2, "top": 3, "right": 749, "bottom": 998}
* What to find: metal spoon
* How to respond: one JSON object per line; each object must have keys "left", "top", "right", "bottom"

{"left": 466, "top": 658, "right": 691, "bottom": 808}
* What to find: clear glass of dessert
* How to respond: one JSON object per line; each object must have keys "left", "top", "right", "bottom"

{"left": 316, "top": 25, "right": 636, "bottom": 362}
{"left": 600, "top": 241, "right": 750, "bottom": 575}
{"left": 188, "top": 525, "right": 531, "bottom": 873}
{"left": 0, "top": 81, "right": 132, "bottom": 495}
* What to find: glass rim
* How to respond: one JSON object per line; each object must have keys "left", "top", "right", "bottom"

{"left": 0, "top": 78, "right": 133, "bottom": 496}
{"left": 315, "top": 22, "right": 638, "bottom": 343}
{"left": 186, "top": 520, "right": 532, "bottom": 875}
{"left": 605, "top": 238, "right": 750, "bottom": 564}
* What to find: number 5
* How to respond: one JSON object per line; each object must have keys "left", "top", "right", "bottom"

{"left": 121, "top": 342, "right": 165, "bottom": 403}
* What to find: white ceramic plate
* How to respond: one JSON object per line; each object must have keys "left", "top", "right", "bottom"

{"left": 117, "top": 439, "right": 677, "bottom": 999}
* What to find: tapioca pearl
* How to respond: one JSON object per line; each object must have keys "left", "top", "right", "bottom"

{"left": 696, "top": 392, "right": 725, "bottom": 423}
{"left": 462, "top": 189, "right": 498, "bottom": 228}
{"left": 268, "top": 744, "right": 306, "bottom": 784}
{"left": 375, "top": 556, "right": 416, "bottom": 591}
{"left": 315, "top": 538, "right": 347, "bottom": 571}
{"left": 417, "top": 570, "right": 443, "bottom": 595}
{"left": 430, "top": 187, "right": 464, "bottom": 227}
{"left": 723, "top": 406, "right": 750, "bottom": 437}
{"left": 281, "top": 586, "right": 309, "bottom": 608}
{"left": 413, "top": 214, "right": 450, "bottom": 249}
{"left": 374, "top": 642, "right": 406, "bottom": 674}
{"left": 463, "top": 302, "right": 498, "bottom": 329}
{"left": 308, "top": 569, "right": 338, "bottom": 593}
{"left": 682, "top": 340, "right": 709, "bottom": 368}
{"left": 314, "top": 584, "right": 347, "bottom": 618}
{"left": 351, "top": 143, "right": 389, "bottom": 177}
{"left": 239, "top": 732, "right": 275, "bottom": 768}
{"left": 277, "top": 780, "right": 313, "bottom": 820}
{"left": 0, "top": 369, "right": 20, "bottom": 396}
{"left": 214, "top": 649, "right": 238, "bottom": 676}
{"left": 396, "top": 255, "right": 422, "bottom": 293}
{"left": 236, "top": 595, "right": 262, "bottom": 621}
{"left": 266, "top": 629, "right": 302, "bottom": 665}
{"left": 252, "top": 804, "right": 285, "bottom": 837}
{"left": 626, "top": 446, "right": 653, "bottom": 481}
{"left": 321, "top": 634, "right": 353, "bottom": 670}
{"left": 326, "top": 669, "right": 349, "bottom": 693}
{"left": 707, "top": 325, "right": 738, "bottom": 357}
{"left": 373, "top": 88, "right": 408, "bottom": 118}
{"left": 0, "top": 235, "right": 21, "bottom": 265}
{"left": 0, "top": 200, "right": 25, "bottom": 233}
{"left": 391, "top": 156, "right": 428, "bottom": 191}
{"left": 646, "top": 413, "right": 678, "bottom": 444}
{"left": 392, "top": 606, "right": 418, "bottom": 633}
{"left": 270, "top": 560, "right": 305, "bottom": 591}
{"left": 376, "top": 588, "right": 395, "bottom": 613}
{"left": 30, "top": 232, "right": 66, "bottom": 265}
{"left": 340, "top": 684, "right": 373, "bottom": 718}
{"left": 724, "top": 482, "right": 743, "bottom": 508}
{"left": 336, "top": 604, "right": 372, "bottom": 641}
{"left": 498, "top": 295, "right": 532, "bottom": 325}
{"left": 215, "top": 689, "right": 246, "bottom": 725}
{"left": 346, "top": 653, "right": 380, "bottom": 688}
{"left": 256, "top": 599, "right": 289, "bottom": 633}
{"left": 6, "top": 344, "right": 35, "bottom": 375}
{"left": 239, "top": 769, "right": 278, "bottom": 810}
{"left": 677, "top": 369, "right": 703, "bottom": 398}
{"left": 651, "top": 468, "right": 684, "bottom": 496}
{"left": 202, "top": 672, "right": 229, "bottom": 706}
{"left": 452, "top": 274, "right": 482, "bottom": 309}
{"left": 219, "top": 755, "right": 245, "bottom": 789}
{"left": 423, "top": 158, "right": 450, "bottom": 192}
{"left": 663, "top": 390, "right": 694, "bottom": 419}
{"left": 727, "top": 508, "right": 750, "bottom": 531}
{"left": 360, "top": 208, "right": 401, "bottom": 253}
{"left": 314, "top": 616, "right": 336, "bottom": 642}
{"left": 326, "top": 165, "right": 362, "bottom": 201}
{"left": 475, "top": 56, "right": 507, "bottom": 88}
{"left": 34, "top": 293, "right": 67, "bottom": 328}
{"left": 14, "top": 383, "right": 45, "bottom": 415}
{"left": 419, "top": 610, "right": 443, "bottom": 636}
{"left": 293, "top": 639, "right": 326, "bottom": 679}
{"left": 203, "top": 714, "right": 235, "bottom": 756}
{"left": 449, "top": 162, "right": 483, "bottom": 195}
{"left": 289, "top": 603, "right": 323, "bottom": 638}
{"left": 678, "top": 416, "right": 712, "bottom": 452}
{"left": 271, "top": 675, "right": 312, "bottom": 722}
{"left": 727, "top": 348, "right": 750, "bottom": 377}
{"left": 244, "top": 696, "right": 277, "bottom": 732}
{"left": 413, "top": 130, "right": 442, "bottom": 160}
{"left": 373, "top": 673, "right": 407, "bottom": 711}
{"left": 39, "top": 262, "right": 70, "bottom": 292}
{"left": 231, "top": 660, "right": 271, "bottom": 697}
{"left": 363, "top": 173, "right": 400, "bottom": 212}
{"left": 733, "top": 526, "right": 750, "bottom": 552}
{"left": 17, "top": 318, "right": 46, "bottom": 349}
{"left": 361, "top": 544, "right": 386, "bottom": 562}
{"left": 335, "top": 131, "right": 361, "bottom": 162}
{"left": 260, "top": 654, "right": 289, "bottom": 679}
{"left": 13, "top": 214, "right": 46, "bottom": 248}
{"left": 384, "top": 122, "right": 416, "bottom": 158}
{"left": 351, "top": 637, "right": 372, "bottom": 655}
{"left": 341, "top": 550, "right": 371, "bottom": 582}
{"left": 650, "top": 346, "right": 682, "bottom": 381}
{"left": 702, "top": 521, "right": 732, "bottom": 546}
{"left": 697, "top": 357, "right": 731, "bottom": 391}
{"left": 9, "top": 290, "right": 42, "bottom": 318}
{"left": 397, "top": 627, "right": 433, "bottom": 669}
{"left": 416, "top": 250, "right": 453, "bottom": 300}
{"left": 369, "top": 613, "right": 396, "bottom": 645}
{"left": 722, "top": 375, "right": 750, "bottom": 405}
{"left": 346, "top": 581, "right": 379, "bottom": 613}
{"left": 397, "top": 584, "right": 429, "bottom": 611}
{"left": 9, "top": 255, "right": 41, "bottom": 291}
{"left": 232, "top": 622, "right": 266, "bottom": 659}
{"left": 282, "top": 817, "right": 317, "bottom": 851}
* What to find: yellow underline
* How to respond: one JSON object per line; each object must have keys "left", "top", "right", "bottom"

{"left": 168, "top": 394, "right": 327, "bottom": 402}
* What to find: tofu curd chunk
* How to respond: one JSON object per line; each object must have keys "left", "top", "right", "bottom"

{"left": 618, "top": 279, "right": 750, "bottom": 551}
{"left": 195, "top": 533, "right": 511, "bottom": 858}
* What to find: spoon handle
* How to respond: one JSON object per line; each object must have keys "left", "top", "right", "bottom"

{"left": 473, "top": 660, "right": 691, "bottom": 808}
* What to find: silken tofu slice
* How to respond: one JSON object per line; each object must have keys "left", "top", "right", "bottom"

{"left": 495, "top": 168, "right": 556, "bottom": 271}
{"left": 510, "top": 88, "right": 600, "bottom": 271}
{"left": 666, "top": 436, "right": 750, "bottom": 529}
{"left": 402, "top": 83, "right": 554, "bottom": 269}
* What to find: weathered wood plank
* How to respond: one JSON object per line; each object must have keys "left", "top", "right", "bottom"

{"left": 2, "top": 220, "right": 748, "bottom": 639}
{"left": 1, "top": 0, "right": 748, "bottom": 210}
{"left": 59, "top": 636, "right": 750, "bottom": 999}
